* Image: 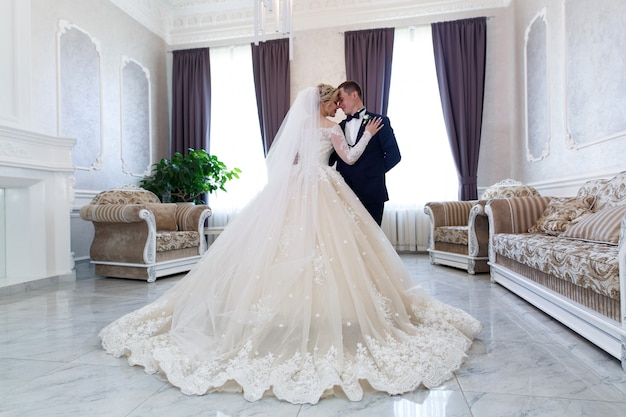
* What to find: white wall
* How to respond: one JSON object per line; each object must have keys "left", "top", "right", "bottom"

{"left": 0, "top": 0, "right": 31, "bottom": 128}
{"left": 0, "top": 0, "right": 170, "bottom": 265}
{"left": 512, "top": 0, "right": 626, "bottom": 194}
{"left": 15, "top": 0, "right": 608, "bottom": 276}
{"left": 29, "top": 0, "right": 170, "bottom": 182}
{"left": 293, "top": 1, "right": 622, "bottom": 196}
{"left": 2, "top": 0, "right": 518, "bottom": 268}
{"left": 287, "top": 6, "right": 516, "bottom": 190}
{"left": 166, "top": 2, "right": 516, "bottom": 190}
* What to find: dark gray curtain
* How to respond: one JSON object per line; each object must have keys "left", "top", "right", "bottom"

{"left": 171, "top": 48, "right": 211, "bottom": 156}
{"left": 432, "top": 17, "right": 487, "bottom": 201}
{"left": 251, "top": 38, "right": 290, "bottom": 154}
{"left": 344, "top": 28, "right": 395, "bottom": 115}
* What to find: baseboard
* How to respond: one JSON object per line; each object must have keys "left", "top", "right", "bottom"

{"left": 0, "top": 271, "right": 77, "bottom": 297}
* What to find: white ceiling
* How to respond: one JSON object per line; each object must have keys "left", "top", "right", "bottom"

{"left": 109, "top": 0, "right": 509, "bottom": 46}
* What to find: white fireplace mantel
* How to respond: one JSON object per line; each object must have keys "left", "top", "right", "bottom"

{"left": 0, "top": 125, "right": 76, "bottom": 292}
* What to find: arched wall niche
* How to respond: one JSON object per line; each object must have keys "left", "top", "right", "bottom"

{"left": 524, "top": 8, "right": 550, "bottom": 162}
{"left": 57, "top": 20, "right": 104, "bottom": 171}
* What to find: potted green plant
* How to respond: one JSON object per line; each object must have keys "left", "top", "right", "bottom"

{"left": 140, "top": 149, "right": 241, "bottom": 204}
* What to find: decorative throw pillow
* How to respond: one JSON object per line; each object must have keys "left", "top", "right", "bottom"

{"left": 528, "top": 196, "right": 594, "bottom": 235}
{"left": 145, "top": 203, "right": 178, "bottom": 231}
{"left": 561, "top": 204, "right": 626, "bottom": 245}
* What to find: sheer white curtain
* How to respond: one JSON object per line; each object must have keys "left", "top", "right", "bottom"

{"left": 207, "top": 45, "right": 267, "bottom": 229}
{"left": 383, "top": 26, "right": 458, "bottom": 252}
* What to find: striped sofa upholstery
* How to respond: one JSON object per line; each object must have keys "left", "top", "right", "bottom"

{"left": 485, "top": 172, "right": 626, "bottom": 368}
{"left": 424, "top": 179, "right": 540, "bottom": 274}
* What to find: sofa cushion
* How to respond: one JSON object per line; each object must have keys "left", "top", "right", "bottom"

{"left": 492, "top": 233, "right": 619, "bottom": 300}
{"left": 434, "top": 226, "right": 468, "bottom": 245}
{"left": 561, "top": 204, "right": 626, "bottom": 245}
{"left": 481, "top": 179, "right": 540, "bottom": 199}
{"left": 145, "top": 203, "right": 178, "bottom": 231}
{"left": 577, "top": 178, "right": 610, "bottom": 204}
{"left": 91, "top": 188, "right": 160, "bottom": 205}
{"left": 528, "top": 196, "right": 594, "bottom": 235}
{"left": 590, "top": 171, "right": 626, "bottom": 211}
{"left": 155, "top": 230, "right": 200, "bottom": 251}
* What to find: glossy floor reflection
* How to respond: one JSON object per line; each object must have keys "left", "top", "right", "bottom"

{"left": 1, "top": 254, "right": 625, "bottom": 416}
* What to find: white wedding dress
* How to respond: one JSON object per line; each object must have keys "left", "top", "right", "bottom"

{"left": 100, "top": 87, "right": 481, "bottom": 404}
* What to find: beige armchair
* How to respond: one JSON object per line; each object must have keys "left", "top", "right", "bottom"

{"left": 424, "top": 179, "right": 539, "bottom": 274}
{"left": 80, "top": 186, "right": 212, "bottom": 282}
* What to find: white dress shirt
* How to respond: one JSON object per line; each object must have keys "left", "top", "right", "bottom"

{"left": 345, "top": 108, "right": 366, "bottom": 146}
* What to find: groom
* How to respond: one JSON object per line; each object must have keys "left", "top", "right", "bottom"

{"left": 333, "top": 80, "right": 401, "bottom": 225}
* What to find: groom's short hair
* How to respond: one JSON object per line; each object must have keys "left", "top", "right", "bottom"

{"left": 338, "top": 80, "right": 362, "bottom": 99}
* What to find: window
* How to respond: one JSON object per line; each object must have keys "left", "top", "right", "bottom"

{"left": 208, "top": 45, "right": 267, "bottom": 223}
{"left": 387, "top": 25, "right": 457, "bottom": 206}
{"left": 383, "top": 26, "right": 458, "bottom": 250}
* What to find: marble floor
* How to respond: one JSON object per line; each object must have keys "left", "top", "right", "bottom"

{"left": 1, "top": 254, "right": 625, "bottom": 417}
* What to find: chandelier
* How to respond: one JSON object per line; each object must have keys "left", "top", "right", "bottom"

{"left": 254, "top": 0, "right": 293, "bottom": 59}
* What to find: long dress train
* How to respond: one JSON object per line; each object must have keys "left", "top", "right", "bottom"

{"left": 99, "top": 88, "right": 481, "bottom": 405}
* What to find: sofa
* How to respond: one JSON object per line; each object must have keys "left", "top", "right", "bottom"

{"left": 424, "top": 179, "right": 540, "bottom": 274}
{"left": 80, "top": 186, "right": 212, "bottom": 282}
{"left": 485, "top": 172, "right": 626, "bottom": 369}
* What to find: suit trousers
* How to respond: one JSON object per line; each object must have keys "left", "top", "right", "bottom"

{"left": 361, "top": 200, "right": 384, "bottom": 226}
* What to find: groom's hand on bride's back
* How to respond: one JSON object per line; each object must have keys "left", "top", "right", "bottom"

{"left": 329, "top": 151, "right": 337, "bottom": 166}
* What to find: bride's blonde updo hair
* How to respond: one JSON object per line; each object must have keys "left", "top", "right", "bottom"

{"left": 317, "top": 83, "right": 339, "bottom": 103}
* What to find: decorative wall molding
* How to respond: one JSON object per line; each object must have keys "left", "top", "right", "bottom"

{"left": 563, "top": 0, "right": 626, "bottom": 150}
{"left": 477, "top": 169, "right": 626, "bottom": 198}
{"left": 523, "top": 7, "right": 550, "bottom": 162}
{"left": 109, "top": 0, "right": 511, "bottom": 46}
{"left": 0, "top": 125, "right": 75, "bottom": 172}
{"left": 0, "top": 0, "right": 31, "bottom": 128}
{"left": 120, "top": 55, "right": 153, "bottom": 177}
{"left": 529, "top": 169, "right": 625, "bottom": 197}
{"left": 56, "top": 20, "right": 105, "bottom": 171}
{"left": 72, "top": 189, "right": 99, "bottom": 212}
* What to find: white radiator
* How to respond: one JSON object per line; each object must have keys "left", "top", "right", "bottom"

{"left": 381, "top": 205, "right": 429, "bottom": 253}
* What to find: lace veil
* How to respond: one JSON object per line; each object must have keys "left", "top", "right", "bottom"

{"left": 265, "top": 86, "right": 321, "bottom": 187}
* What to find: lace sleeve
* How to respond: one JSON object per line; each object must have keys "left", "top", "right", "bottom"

{"left": 330, "top": 125, "right": 372, "bottom": 165}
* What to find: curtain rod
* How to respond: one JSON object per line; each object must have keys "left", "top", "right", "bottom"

{"left": 337, "top": 15, "right": 495, "bottom": 35}
{"left": 431, "top": 15, "right": 495, "bottom": 24}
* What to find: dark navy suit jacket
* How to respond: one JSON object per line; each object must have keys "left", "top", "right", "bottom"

{"left": 332, "top": 111, "right": 401, "bottom": 206}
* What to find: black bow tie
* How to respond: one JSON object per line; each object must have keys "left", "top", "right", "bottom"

{"left": 345, "top": 113, "right": 361, "bottom": 122}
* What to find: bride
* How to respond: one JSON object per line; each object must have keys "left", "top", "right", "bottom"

{"left": 100, "top": 84, "right": 482, "bottom": 404}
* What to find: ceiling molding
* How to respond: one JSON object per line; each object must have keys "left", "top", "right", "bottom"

{"left": 110, "top": 0, "right": 510, "bottom": 46}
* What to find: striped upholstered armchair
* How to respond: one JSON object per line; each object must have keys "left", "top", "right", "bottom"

{"left": 424, "top": 179, "right": 539, "bottom": 274}
{"left": 80, "top": 186, "right": 212, "bottom": 282}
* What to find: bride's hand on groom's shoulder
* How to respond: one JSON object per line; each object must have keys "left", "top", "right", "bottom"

{"left": 365, "top": 117, "right": 383, "bottom": 136}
